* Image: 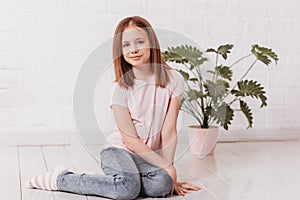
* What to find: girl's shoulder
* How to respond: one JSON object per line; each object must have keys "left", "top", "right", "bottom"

{"left": 169, "top": 68, "right": 185, "bottom": 85}
{"left": 166, "top": 68, "right": 185, "bottom": 98}
{"left": 111, "top": 81, "right": 128, "bottom": 94}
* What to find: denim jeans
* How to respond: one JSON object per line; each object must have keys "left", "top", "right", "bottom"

{"left": 57, "top": 147, "right": 173, "bottom": 200}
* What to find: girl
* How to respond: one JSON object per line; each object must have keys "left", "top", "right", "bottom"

{"left": 26, "top": 16, "right": 200, "bottom": 199}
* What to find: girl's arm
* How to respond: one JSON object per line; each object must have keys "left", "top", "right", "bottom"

{"left": 111, "top": 105, "right": 175, "bottom": 174}
{"left": 160, "top": 96, "right": 201, "bottom": 196}
{"left": 160, "top": 96, "right": 180, "bottom": 165}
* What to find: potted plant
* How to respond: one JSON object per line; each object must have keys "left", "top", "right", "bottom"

{"left": 162, "top": 44, "right": 278, "bottom": 157}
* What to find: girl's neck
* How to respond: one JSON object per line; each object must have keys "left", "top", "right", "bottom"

{"left": 132, "top": 65, "right": 153, "bottom": 81}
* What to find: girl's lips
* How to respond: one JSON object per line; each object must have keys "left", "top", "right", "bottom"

{"left": 130, "top": 55, "right": 142, "bottom": 59}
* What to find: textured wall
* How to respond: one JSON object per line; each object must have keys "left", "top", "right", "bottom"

{"left": 0, "top": 0, "right": 299, "bottom": 138}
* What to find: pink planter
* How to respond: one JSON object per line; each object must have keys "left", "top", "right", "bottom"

{"left": 188, "top": 126, "right": 219, "bottom": 158}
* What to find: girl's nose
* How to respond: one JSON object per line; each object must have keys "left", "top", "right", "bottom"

{"left": 130, "top": 45, "right": 139, "bottom": 54}
{"left": 131, "top": 49, "right": 139, "bottom": 54}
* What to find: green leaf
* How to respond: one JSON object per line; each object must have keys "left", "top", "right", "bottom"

{"left": 162, "top": 45, "right": 207, "bottom": 67}
{"left": 215, "top": 65, "right": 233, "bottom": 81}
{"left": 251, "top": 44, "right": 279, "bottom": 65}
{"left": 206, "top": 70, "right": 216, "bottom": 75}
{"left": 186, "top": 89, "right": 207, "bottom": 101}
{"left": 206, "top": 79, "right": 230, "bottom": 103}
{"left": 178, "top": 69, "right": 190, "bottom": 80}
{"left": 162, "top": 50, "right": 183, "bottom": 63}
{"left": 239, "top": 100, "right": 253, "bottom": 129}
{"left": 212, "top": 103, "right": 234, "bottom": 130}
{"left": 186, "top": 89, "right": 198, "bottom": 101}
{"left": 231, "top": 80, "right": 267, "bottom": 107}
{"left": 189, "top": 78, "right": 198, "bottom": 82}
{"left": 179, "top": 97, "right": 186, "bottom": 109}
{"left": 217, "top": 44, "right": 234, "bottom": 60}
{"left": 206, "top": 48, "right": 217, "bottom": 53}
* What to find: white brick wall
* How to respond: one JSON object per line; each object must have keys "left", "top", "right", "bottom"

{"left": 0, "top": 0, "right": 299, "bottom": 139}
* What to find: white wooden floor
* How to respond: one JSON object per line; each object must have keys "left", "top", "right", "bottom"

{"left": 1, "top": 136, "right": 300, "bottom": 200}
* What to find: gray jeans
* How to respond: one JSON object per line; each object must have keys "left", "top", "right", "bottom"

{"left": 57, "top": 147, "right": 173, "bottom": 200}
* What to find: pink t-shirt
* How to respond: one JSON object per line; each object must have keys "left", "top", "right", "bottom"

{"left": 104, "top": 69, "right": 185, "bottom": 153}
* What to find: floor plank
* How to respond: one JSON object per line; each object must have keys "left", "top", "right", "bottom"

{"left": 174, "top": 143, "right": 252, "bottom": 200}
{"left": 42, "top": 145, "right": 87, "bottom": 200}
{"left": 13, "top": 137, "right": 300, "bottom": 200}
{"left": 205, "top": 141, "right": 300, "bottom": 200}
{"left": 65, "top": 136, "right": 103, "bottom": 174}
{"left": 0, "top": 145, "right": 21, "bottom": 200}
{"left": 18, "top": 146, "right": 54, "bottom": 200}
{"left": 64, "top": 136, "right": 108, "bottom": 200}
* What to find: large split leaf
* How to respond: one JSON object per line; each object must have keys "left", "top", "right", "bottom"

{"left": 231, "top": 80, "right": 267, "bottom": 107}
{"left": 239, "top": 100, "right": 253, "bottom": 129}
{"left": 163, "top": 45, "right": 207, "bottom": 69}
{"left": 212, "top": 103, "right": 234, "bottom": 130}
{"left": 208, "top": 65, "right": 233, "bottom": 81}
{"left": 206, "top": 79, "right": 230, "bottom": 103}
{"left": 207, "top": 44, "right": 234, "bottom": 60}
{"left": 251, "top": 44, "right": 279, "bottom": 65}
{"left": 177, "top": 69, "right": 190, "bottom": 81}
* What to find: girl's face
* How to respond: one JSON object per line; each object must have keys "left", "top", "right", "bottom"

{"left": 121, "top": 25, "right": 151, "bottom": 67}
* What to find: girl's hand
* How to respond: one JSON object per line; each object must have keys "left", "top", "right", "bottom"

{"left": 164, "top": 165, "right": 177, "bottom": 184}
{"left": 172, "top": 182, "right": 201, "bottom": 196}
{"left": 163, "top": 165, "right": 178, "bottom": 195}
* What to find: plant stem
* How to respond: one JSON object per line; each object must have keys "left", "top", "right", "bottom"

{"left": 208, "top": 117, "right": 214, "bottom": 127}
{"left": 230, "top": 59, "right": 258, "bottom": 93}
{"left": 182, "top": 86, "right": 204, "bottom": 117}
{"left": 194, "top": 67, "right": 202, "bottom": 90}
{"left": 193, "top": 65, "right": 208, "bottom": 122}
{"left": 212, "top": 53, "right": 219, "bottom": 82}
{"left": 194, "top": 66, "right": 206, "bottom": 101}
{"left": 230, "top": 54, "right": 252, "bottom": 68}
{"left": 183, "top": 63, "right": 198, "bottom": 80}
{"left": 184, "top": 77, "right": 194, "bottom": 91}
{"left": 182, "top": 63, "right": 207, "bottom": 116}
{"left": 238, "top": 59, "right": 258, "bottom": 82}
{"left": 228, "top": 97, "right": 241, "bottom": 105}
{"left": 182, "top": 107, "right": 203, "bottom": 126}
{"left": 184, "top": 101, "right": 201, "bottom": 119}
{"left": 182, "top": 93, "right": 204, "bottom": 121}
{"left": 208, "top": 53, "right": 219, "bottom": 109}
{"left": 215, "top": 58, "right": 259, "bottom": 109}
{"left": 202, "top": 114, "right": 209, "bottom": 128}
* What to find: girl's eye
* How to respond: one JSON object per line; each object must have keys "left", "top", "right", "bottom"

{"left": 122, "top": 43, "right": 130, "bottom": 48}
{"left": 137, "top": 40, "right": 145, "bottom": 45}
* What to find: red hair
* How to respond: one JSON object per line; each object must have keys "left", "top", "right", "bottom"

{"left": 112, "top": 16, "right": 171, "bottom": 89}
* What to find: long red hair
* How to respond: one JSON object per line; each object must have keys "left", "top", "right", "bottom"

{"left": 113, "top": 16, "right": 171, "bottom": 89}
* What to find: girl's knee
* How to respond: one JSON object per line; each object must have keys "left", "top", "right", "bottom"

{"left": 143, "top": 170, "right": 173, "bottom": 197}
{"left": 156, "top": 172, "right": 173, "bottom": 196}
{"left": 100, "top": 147, "right": 130, "bottom": 160}
{"left": 113, "top": 174, "right": 141, "bottom": 200}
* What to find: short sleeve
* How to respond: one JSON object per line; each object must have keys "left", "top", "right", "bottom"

{"left": 171, "top": 70, "right": 186, "bottom": 98}
{"left": 110, "top": 82, "right": 128, "bottom": 108}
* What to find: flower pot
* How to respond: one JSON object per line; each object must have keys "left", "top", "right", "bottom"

{"left": 187, "top": 126, "right": 219, "bottom": 158}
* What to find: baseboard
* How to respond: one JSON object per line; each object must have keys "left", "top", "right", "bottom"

{"left": 1, "top": 128, "right": 299, "bottom": 146}
{"left": 218, "top": 128, "right": 300, "bottom": 142}
{"left": 178, "top": 128, "right": 300, "bottom": 143}
{"left": 0, "top": 131, "right": 71, "bottom": 146}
